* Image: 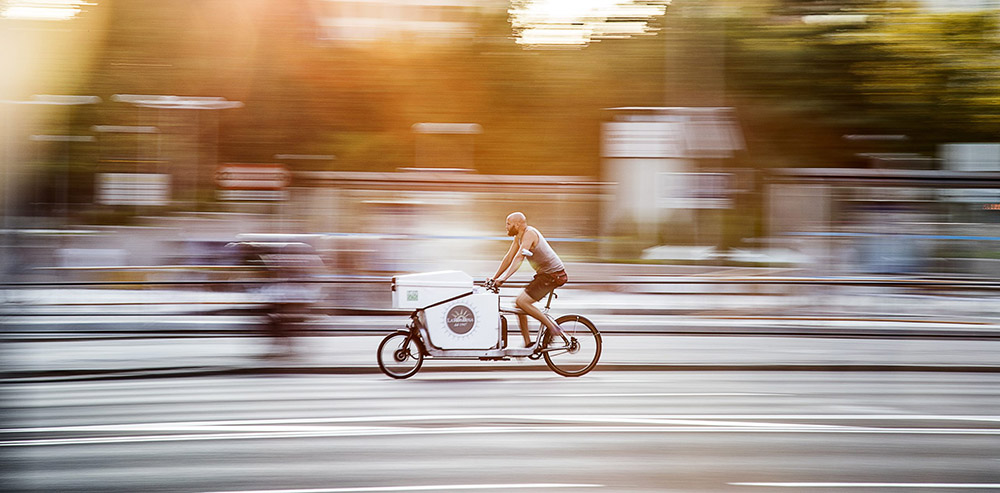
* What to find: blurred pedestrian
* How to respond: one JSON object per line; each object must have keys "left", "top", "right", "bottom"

{"left": 229, "top": 241, "right": 322, "bottom": 359}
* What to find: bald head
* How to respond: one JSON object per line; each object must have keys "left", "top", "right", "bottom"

{"left": 505, "top": 212, "right": 526, "bottom": 236}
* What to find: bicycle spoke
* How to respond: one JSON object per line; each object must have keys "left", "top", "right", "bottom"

{"left": 543, "top": 315, "right": 601, "bottom": 377}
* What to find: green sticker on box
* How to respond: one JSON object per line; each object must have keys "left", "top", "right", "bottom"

{"left": 407, "top": 290, "right": 418, "bottom": 301}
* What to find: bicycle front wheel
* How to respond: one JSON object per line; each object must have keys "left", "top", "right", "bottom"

{"left": 377, "top": 330, "right": 424, "bottom": 379}
{"left": 543, "top": 315, "right": 601, "bottom": 377}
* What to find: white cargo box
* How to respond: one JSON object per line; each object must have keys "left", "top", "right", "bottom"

{"left": 391, "top": 270, "right": 473, "bottom": 309}
{"left": 422, "top": 293, "right": 500, "bottom": 350}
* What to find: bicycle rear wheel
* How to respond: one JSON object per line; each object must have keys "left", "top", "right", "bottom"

{"left": 377, "top": 330, "right": 424, "bottom": 379}
{"left": 543, "top": 315, "right": 601, "bottom": 377}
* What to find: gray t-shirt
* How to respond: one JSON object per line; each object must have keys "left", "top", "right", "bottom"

{"left": 525, "top": 226, "right": 565, "bottom": 274}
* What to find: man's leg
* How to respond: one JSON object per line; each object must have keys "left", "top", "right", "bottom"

{"left": 515, "top": 291, "right": 565, "bottom": 345}
{"left": 516, "top": 312, "right": 531, "bottom": 347}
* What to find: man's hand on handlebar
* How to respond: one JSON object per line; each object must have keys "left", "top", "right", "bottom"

{"left": 484, "top": 278, "right": 502, "bottom": 293}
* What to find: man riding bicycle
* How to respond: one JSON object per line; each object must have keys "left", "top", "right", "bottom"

{"left": 487, "top": 212, "right": 569, "bottom": 348}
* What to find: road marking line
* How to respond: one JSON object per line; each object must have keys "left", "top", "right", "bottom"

{"left": 7, "top": 424, "right": 1000, "bottom": 447}
{"left": 529, "top": 393, "right": 789, "bottom": 397}
{"left": 6, "top": 414, "right": 1000, "bottom": 435}
{"left": 0, "top": 416, "right": 868, "bottom": 434}
{"left": 200, "top": 484, "right": 602, "bottom": 493}
{"left": 731, "top": 483, "right": 1000, "bottom": 489}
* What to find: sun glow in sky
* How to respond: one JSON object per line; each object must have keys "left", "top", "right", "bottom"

{"left": 1, "top": 0, "right": 94, "bottom": 21}
{"left": 510, "top": 0, "right": 671, "bottom": 48}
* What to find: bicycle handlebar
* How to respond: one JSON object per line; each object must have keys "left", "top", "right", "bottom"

{"left": 482, "top": 278, "right": 501, "bottom": 294}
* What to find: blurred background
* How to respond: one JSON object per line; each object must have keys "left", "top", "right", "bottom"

{"left": 7, "top": 2, "right": 1000, "bottom": 492}
{"left": 6, "top": 0, "right": 1000, "bottom": 335}
{"left": 5, "top": 0, "right": 1000, "bottom": 285}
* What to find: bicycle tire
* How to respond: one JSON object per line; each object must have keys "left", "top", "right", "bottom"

{"left": 377, "top": 330, "right": 424, "bottom": 379}
{"left": 543, "top": 314, "right": 601, "bottom": 377}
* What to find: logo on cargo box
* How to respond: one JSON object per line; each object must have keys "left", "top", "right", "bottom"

{"left": 445, "top": 305, "right": 476, "bottom": 335}
{"left": 407, "top": 290, "right": 419, "bottom": 302}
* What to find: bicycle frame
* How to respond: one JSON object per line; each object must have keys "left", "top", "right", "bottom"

{"left": 379, "top": 278, "right": 601, "bottom": 378}
{"left": 403, "top": 289, "right": 567, "bottom": 360}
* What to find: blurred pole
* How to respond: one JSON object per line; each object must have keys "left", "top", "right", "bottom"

{"left": 28, "top": 134, "right": 95, "bottom": 221}
{"left": 3, "top": 105, "right": 12, "bottom": 279}
{"left": 195, "top": 108, "right": 200, "bottom": 210}
{"left": 4, "top": 104, "right": 13, "bottom": 231}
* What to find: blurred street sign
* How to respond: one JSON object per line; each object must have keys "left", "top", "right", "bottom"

{"left": 112, "top": 94, "right": 226, "bottom": 103}
{"left": 216, "top": 164, "right": 290, "bottom": 189}
{"left": 215, "top": 163, "right": 290, "bottom": 201}
{"left": 602, "top": 121, "right": 685, "bottom": 158}
{"left": 217, "top": 190, "right": 288, "bottom": 201}
{"left": 274, "top": 154, "right": 335, "bottom": 161}
{"left": 30, "top": 135, "right": 95, "bottom": 142}
{"left": 92, "top": 125, "right": 159, "bottom": 134}
{"left": 411, "top": 123, "right": 482, "bottom": 134}
{"left": 96, "top": 173, "right": 170, "bottom": 206}
{"left": 112, "top": 94, "right": 242, "bottom": 110}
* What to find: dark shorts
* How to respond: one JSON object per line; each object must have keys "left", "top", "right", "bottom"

{"left": 525, "top": 270, "right": 568, "bottom": 302}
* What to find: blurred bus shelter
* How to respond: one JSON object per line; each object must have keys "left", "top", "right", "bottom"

{"left": 599, "top": 106, "right": 747, "bottom": 256}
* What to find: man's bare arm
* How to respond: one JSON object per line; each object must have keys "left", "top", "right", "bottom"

{"left": 497, "top": 229, "right": 538, "bottom": 284}
{"left": 492, "top": 239, "right": 519, "bottom": 280}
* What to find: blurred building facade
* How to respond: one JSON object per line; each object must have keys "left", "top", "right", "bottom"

{"left": 291, "top": 169, "right": 602, "bottom": 273}
{"left": 11, "top": 0, "right": 1000, "bottom": 283}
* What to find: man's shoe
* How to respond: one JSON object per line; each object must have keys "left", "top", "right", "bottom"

{"left": 546, "top": 333, "right": 569, "bottom": 348}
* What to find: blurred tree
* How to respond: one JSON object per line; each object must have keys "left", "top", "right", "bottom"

{"left": 723, "top": 0, "right": 1000, "bottom": 167}
{"left": 25, "top": 0, "right": 1000, "bottom": 189}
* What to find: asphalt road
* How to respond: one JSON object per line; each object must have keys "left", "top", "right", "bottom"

{"left": 4, "top": 371, "right": 1000, "bottom": 492}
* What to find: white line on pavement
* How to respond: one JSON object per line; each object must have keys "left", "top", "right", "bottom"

{"left": 7, "top": 423, "right": 1000, "bottom": 447}
{"left": 527, "top": 393, "right": 790, "bottom": 397}
{"left": 6, "top": 414, "right": 1000, "bottom": 434}
{"left": 731, "top": 483, "right": 1000, "bottom": 489}
{"left": 200, "top": 484, "right": 602, "bottom": 493}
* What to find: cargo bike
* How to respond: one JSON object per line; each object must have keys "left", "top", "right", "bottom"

{"left": 377, "top": 271, "right": 602, "bottom": 379}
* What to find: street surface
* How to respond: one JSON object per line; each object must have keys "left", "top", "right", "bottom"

{"left": 4, "top": 370, "right": 1000, "bottom": 492}
{"left": 4, "top": 280, "right": 1000, "bottom": 492}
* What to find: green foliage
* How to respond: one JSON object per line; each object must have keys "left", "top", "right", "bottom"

{"left": 724, "top": 2, "right": 1000, "bottom": 164}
